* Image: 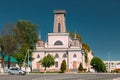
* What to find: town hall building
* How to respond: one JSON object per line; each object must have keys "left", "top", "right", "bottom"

{"left": 32, "top": 10, "right": 93, "bottom": 72}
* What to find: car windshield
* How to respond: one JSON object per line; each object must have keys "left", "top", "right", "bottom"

{"left": 10, "top": 68, "right": 20, "bottom": 70}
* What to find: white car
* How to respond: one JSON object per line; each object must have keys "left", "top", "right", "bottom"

{"left": 8, "top": 67, "right": 26, "bottom": 75}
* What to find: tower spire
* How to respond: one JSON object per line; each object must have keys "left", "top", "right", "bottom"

{"left": 38, "top": 30, "right": 41, "bottom": 40}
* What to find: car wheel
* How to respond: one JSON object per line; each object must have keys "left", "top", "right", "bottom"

{"left": 8, "top": 72, "right": 12, "bottom": 75}
{"left": 23, "top": 73, "right": 26, "bottom": 75}
{"left": 8, "top": 72, "right": 11, "bottom": 75}
{"left": 19, "top": 72, "right": 22, "bottom": 75}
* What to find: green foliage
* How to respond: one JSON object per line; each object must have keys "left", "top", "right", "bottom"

{"left": 14, "top": 20, "right": 39, "bottom": 66}
{"left": 1, "top": 35, "right": 17, "bottom": 68}
{"left": 68, "top": 32, "right": 91, "bottom": 64}
{"left": 82, "top": 43, "right": 91, "bottom": 53}
{"left": 12, "top": 53, "right": 25, "bottom": 68}
{"left": 0, "top": 21, "right": 39, "bottom": 68}
{"left": 60, "top": 59, "right": 66, "bottom": 73}
{"left": 40, "top": 54, "right": 55, "bottom": 71}
{"left": 82, "top": 43, "right": 91, "bottom": 63}
{"left": 15, "top": 20, "right": 38, "bottom": 50}
{"left": 84, "top": 51, "right": 88, "bottom": 63}
{"left": 90, "top": 57, "right": 106, "bottom": 72}
{"left": 78, "top": 63, "right": 83, "bottom": 72}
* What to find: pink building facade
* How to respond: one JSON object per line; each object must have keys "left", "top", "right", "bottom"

{"left": 32, "top": 10, "right": 93, "bottom": 72}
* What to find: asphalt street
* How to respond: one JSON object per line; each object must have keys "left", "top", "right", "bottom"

{"left": 0, "top": 73, "right": 120, "bottom": 80}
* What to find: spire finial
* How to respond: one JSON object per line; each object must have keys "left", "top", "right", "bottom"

{"left": 74, "top": 29, "right": 77, "bottom": 39}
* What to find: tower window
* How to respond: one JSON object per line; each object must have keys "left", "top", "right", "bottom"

{"left": 58, "top": 23, "right": 61, "bottom": 32}
{"left": 117, "top": 63, "right": 120, "bottom": 65}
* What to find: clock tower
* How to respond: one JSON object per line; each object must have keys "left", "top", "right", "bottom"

{"left": 53, "top": 10, "right": 66, "bottom": 33}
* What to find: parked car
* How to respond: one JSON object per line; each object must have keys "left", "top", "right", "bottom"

{"left": 8, "top": 67, "right": 26, "bottom": 75}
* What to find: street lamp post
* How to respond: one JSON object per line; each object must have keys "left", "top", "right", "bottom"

{"left": 81, "top": 49, "right": 84, "bottom": 68}
{"left": 44, "top": 51, "right": 46, "bottom": 74}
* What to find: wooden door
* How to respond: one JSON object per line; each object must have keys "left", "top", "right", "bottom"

{"left": 73, "top": 61, "right": 77, "bottom": 69}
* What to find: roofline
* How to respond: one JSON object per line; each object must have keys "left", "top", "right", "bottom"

{"left": 54, "top": 10, "right": 66, "bottom": 15}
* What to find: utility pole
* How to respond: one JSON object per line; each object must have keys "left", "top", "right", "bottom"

{"left": 108, "top": 52, "right": 110, "bottom": 72}
{"left": 81, "top": 50, "right": 84, "bottom": 69}
{"left": 67, "top": 50, "right": 69, "bottom": 72}
{"left": 44, "top": 51, "right": 46, "bottom": 74}
{"left": 27, "top": 48, "right": 29, "bottom": 74}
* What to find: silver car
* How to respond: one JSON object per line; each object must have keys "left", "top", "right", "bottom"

{"left": 8, "top": 67, "right": 26, "bottom": 75}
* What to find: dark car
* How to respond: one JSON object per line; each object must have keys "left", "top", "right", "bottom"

{"left": 8, "top": 67, "right": 26, "bottom": 75}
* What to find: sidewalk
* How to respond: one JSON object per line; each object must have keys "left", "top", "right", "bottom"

{"left": 0, "top": 73, "right": 8, "bottom": 75}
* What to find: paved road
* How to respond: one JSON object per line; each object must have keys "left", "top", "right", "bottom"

{"left": 0, "top": 73, "right": 120, "bottom": 80}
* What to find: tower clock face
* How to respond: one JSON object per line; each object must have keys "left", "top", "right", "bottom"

{"left": 57, "top": 16, "right": 61, "bottom": 20}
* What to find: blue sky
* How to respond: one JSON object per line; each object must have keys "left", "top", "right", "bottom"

{"left": 0, "top": 0, "right": 120, "bottom": 60}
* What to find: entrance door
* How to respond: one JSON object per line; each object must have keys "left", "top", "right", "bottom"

{"left": 36, "top": 62, "right": 40, "bottom": 69}
{"left": 73, "top": 61, "right": 77, "bottom": 69}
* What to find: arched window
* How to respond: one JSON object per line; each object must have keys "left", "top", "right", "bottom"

{"left": 55, "top": 54, "right": 59, "bottom": 58}
{"left": 55, "top": 61, "right": 58, "bottom": 68}
{"left": 54, "top": 40, "right": 63, "bottom": 45}
{"left": 58, "top": 23, "right": 61, "bottom": 32}
{"left": 73, "top": 54, "right": 77, "bottom": 58}
{"left": 37, "top": 55, "right": 40, "bottom": 58}
{"left": 111, "top": 63, "right": 113, "bottom": 65}
{"left": 63, "top": 53, "right": 67, "bottom": 58}
{"left": 105, "top": 63, "right": 108, "bottom": 65}
{"left": 117, "top": 63, "right": 120, "bottom": 65}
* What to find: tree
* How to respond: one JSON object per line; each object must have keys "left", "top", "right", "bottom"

{"left": 40, "top": 54, "right": 55, "bottom": 72}
{"left": 0, "top": 23, "right": 17, "bottom": 68}
{"left": 82, "top": 43, "right": 91, "bottom": 53}
{"left": 14, "top": 20, "right": 39, "bottom": 67}
{"left": 78, "top": 63, "right": 83, "bottom": 72}
{"left": 1, "top": 35, "right": 17, "bottom": 68}
{"left": 82, "top": 43, "right": 91, "bottom": 63}
{"left": 0, "top": 36, "right": 5, "bottom": 69}
{"left": 69, "top": 32, "right": 91, "bottom": 64}
{"left": 60, "top": 59, "right": 66, "bottom": 73}
{"left": 90, "top": 57, "right": 106, "bottom": 72}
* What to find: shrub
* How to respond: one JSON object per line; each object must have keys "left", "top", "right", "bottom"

{"left": 60, "top": 59, "right": 66, "bottom": 73}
